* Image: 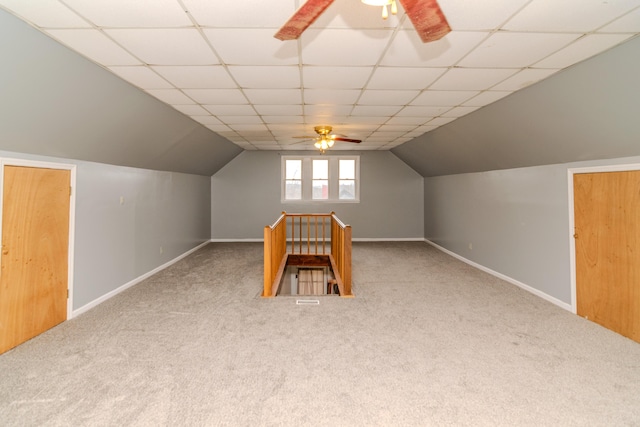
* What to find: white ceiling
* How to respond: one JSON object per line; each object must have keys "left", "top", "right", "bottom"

{"left": 1, "top": 0, "right": 639, "bottom": 151}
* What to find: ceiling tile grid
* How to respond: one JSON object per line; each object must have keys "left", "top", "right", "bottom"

{"left": 1, "top": 0, "right": 638, "bottom": 151}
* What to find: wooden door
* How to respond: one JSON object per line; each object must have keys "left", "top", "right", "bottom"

{"left": 574, "top": 170, "right": 640, "bottom": 342}
{"left": 0, "top": 166, "right": 71, "bottom": 354}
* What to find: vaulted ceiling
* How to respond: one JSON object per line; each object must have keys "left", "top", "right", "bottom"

{"left": 1, "top": 0, "right": 639, "bottom": 153}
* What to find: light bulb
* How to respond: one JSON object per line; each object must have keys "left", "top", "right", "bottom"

{"left": 391, "top": 0, "right": 397, "bottom": 15}
{"left": 328, "top": 139, "right": 335, "bottom": 148}
{"left": 382, "top": 4, "right": 388, "bottom": 19}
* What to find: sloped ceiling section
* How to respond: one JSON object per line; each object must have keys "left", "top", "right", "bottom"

{"left": 0, "top": 10, "right": 242, "bottom": 176}
{"left": 392, "top": 35, "right": 640, "bottom": 177}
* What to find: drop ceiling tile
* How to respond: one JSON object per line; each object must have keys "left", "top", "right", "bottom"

{"left": 215, "top": 130, "right": 240, "bottom": 138}
{"left": 228, "top": 66, "right": 300, "bottom": 88}
{"left": 46, "top": 29, "right": 141, "bottom": 65}
{"left": 381, "top": 31, "right": 488, "bottom": 67}
{"left": 108, "top": 66, "right": 173, "bottom": 89}
{"left": 301, "top": 29, "right": 392, "bottom": 66}
{"left": 183, "top": 0, "right": 296, "bottom": 27}
{"left": 304, "top": 89, "right": 360, "bottom": 104}
{"left": 441, "top": 106, "right": 481, "bottom": 118}
{"left": 534, "top": 34, "right": 633, "bottom": 69}
{"left": 203, "top": 29, "right": 299, "bottom": 66}
{"left": 105, "top": 29, "right": 218, "bottom": 65}
{"left": 190, "top": 115, "right": 223, "bottom": 125}
{"left": 385, "top": 116, "right": 432, "bottom": 125}
{"left": 146, "top": 89, "right": 195, "bottom": 104}
{"left": 357, "top": 90, "right": 420, "bottom": 105}
{"left": 303, "top": 66, "right": 372, "bottom": 89}
{"left": 172, "top": 104, "right": 209, "bottom": 115}
{"left": 63, "top": 0, "right": 191, "bottom": 27}
{"left": 244, "top": 89, "right": 302, "bottom": 105}
{"left": 458, "top": 32, "right": 581, "bottom": 68}
{"left": 347, "top": 116, "right": 389, "bottom": 124}
{"left": 268, "top": 124, "right": 308, "bottom": 133}
{"left": 414, "top": 125, "right": 439, "bottom": 133}
{"left": 217, "top": 116, "right": 264, "bottom": 125}
{"left": 254, "top": 105, "right": 304, "bottom": 116}
{"left": 152, "top": 66, "right": 236, "bottom": 89}
{"left": 206, "top": 124, "right": 232, "bottom": 132}
{"left": 184, "top": 89, "right": 247, "bottom": 104}
{"left": 429, "top": 68, "right": 518, "bottom": 91}
{"left": 351, "top": 105, "right": 404, "bottom": 116}
{"left": 304, "top": 105, "right": 354, "bottom": 116}
{"left": 410, "top": 90, "right": 478, "bottom": 106}
{"left": 256, "top": 145, "right": 284, "bottom": 150}
{"left": 369, "top": 131, "right": 407, "bottom": 138}
{"left": 0, "top": 0, "right": 90, "bottom": 27}
{"left": 491, "top": 68, "right": 558, "bottom": 91}
{"left": 367, "top": 67, "right": 446, "bottom": 90}
{"left": 427, "top": 117, "right": 456, "bottom": 126}
{"left": 438, "top": 0, "right": 531, "bottom": 31}
{"left": 463, "top": 91, "right": 511, "bottom": 107}
{"left": 306, "top": 115, "right": 350, "bottom": 125}
{"left": 396, "top": 106, "right": 451, "bottom": 116}
{"left": 377, "top": 124, "right": 417, "bottom": 132}
{"left": 204, "top": 105, "right": 255, "bottom": 115}
{"left": 503, "top": 0, "right": 640, "bottom": 32}
{"left": 263, "top": 116, "right": 304, "bottom": 124}
{"left": 229, "top": 123, "right": 269, "bottom": 132}
{"left": 599, "top": 8, "right": 640, "bottom": 32}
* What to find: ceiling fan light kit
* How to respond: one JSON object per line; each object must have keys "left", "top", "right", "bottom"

{"left": 361, "top": 0, "right": 397, "bottom": 19}
{"left": 294, "top": 126, "right": 361, "bottom": 153}
{"left": 275, "top": 0, "right": 450, "bottom": 43}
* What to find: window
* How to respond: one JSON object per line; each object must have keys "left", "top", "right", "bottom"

{"left": 312, "top": 159, "right": 328, "bottom": 200}
{"left": 339, "top": 159, "right": 356, "bottom": 200}
{"left": 285, "top": 159, "right": 302, "bottom": 200}
{"left": 282, "top": 155, "right": 359, "bottom": 202}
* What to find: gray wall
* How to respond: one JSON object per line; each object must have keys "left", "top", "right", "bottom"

{"left": 211, "top": 151, "right": 423, "bottom": 240}
{"left": 392, "top": 36, "right": 640, "bottom": 177}
{"left": 0, "top": 9, "right": 242, "bottom": 176}
{"left": 424, "top": 155, "right": 640, "bottom": 305}
{"left": 0, "top": 150, "right": 211, "bottom": 311}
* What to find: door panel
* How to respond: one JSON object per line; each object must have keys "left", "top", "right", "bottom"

{"left": 0, "top": 166, "right": 70, "bottom": 354}
{"left": 574, "top": 171, "right": 640, "bottom": 342}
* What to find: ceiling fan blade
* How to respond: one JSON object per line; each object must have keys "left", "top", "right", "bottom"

{"left": 398, "top": 0, "right": 451, "bottom": 43}
{"left": 274, "top": 0, "right": 335, "bottom": 41}
{"left": 333, "top": 137, "right": 361, "bottom": 144}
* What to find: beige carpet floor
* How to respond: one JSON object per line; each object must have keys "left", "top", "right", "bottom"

{"left": 1, "top": 242, "right": 639, "bottom": 426}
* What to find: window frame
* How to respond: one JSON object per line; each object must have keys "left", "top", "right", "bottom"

{"left": 281, "top": 155, "right": 360, "bottom": 203}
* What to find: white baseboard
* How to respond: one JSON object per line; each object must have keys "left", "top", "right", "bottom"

{"left": 210, "top": 238, "right": 263, "bottom": 242}
{"left": 353, "top": 237, "right": 425, "bottom": 242}
{"left": 71, "top": 241, "right": 210, "bottom": 318}
{"left": 424, "top": 239, "right": 572, "bottom": 312}
{"left": 209, "top": 237, "right": 425, "bottom": 243}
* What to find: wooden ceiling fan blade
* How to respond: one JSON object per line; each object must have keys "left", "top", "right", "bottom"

{"left": 398, "top": 0, "right": 451, "bottom": 43}
{"left": 274, "top": 0, "right": 335, "bottom": 41}
{"left": 333, "top": 137, "right": 361, "bottom": 144}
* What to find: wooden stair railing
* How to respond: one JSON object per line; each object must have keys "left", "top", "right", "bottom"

{"left": 263, "top": 212, "right": 352, "bottom": 298}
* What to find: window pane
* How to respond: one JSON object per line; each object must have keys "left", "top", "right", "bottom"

{"left": 339, "top": 159, "right": 355, "bottom": 180}
{"left": 286, "top": 160, "right": 301, "bottom": 180}
{"left": 312, "top": 180, "right": 328, "bottom": 199}
{"left": 339, "top": 180, "right": 355, "bottom": 200}
{"left": 286, "top": 180, "right": 302, "bottom": 199}
{"left": 312, "top": 159, "right": 328, "bottom": 179}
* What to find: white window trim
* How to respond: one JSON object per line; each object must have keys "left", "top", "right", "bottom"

{"left": 281, "top": 155, "right": 360, "bottom": 203}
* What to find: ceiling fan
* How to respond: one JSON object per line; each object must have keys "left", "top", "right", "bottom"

{"left": 294, "top": 126, "right": 362, "bottom": 153}
{"left": 274, "top": 0, "right": 450, "bottom": 43}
